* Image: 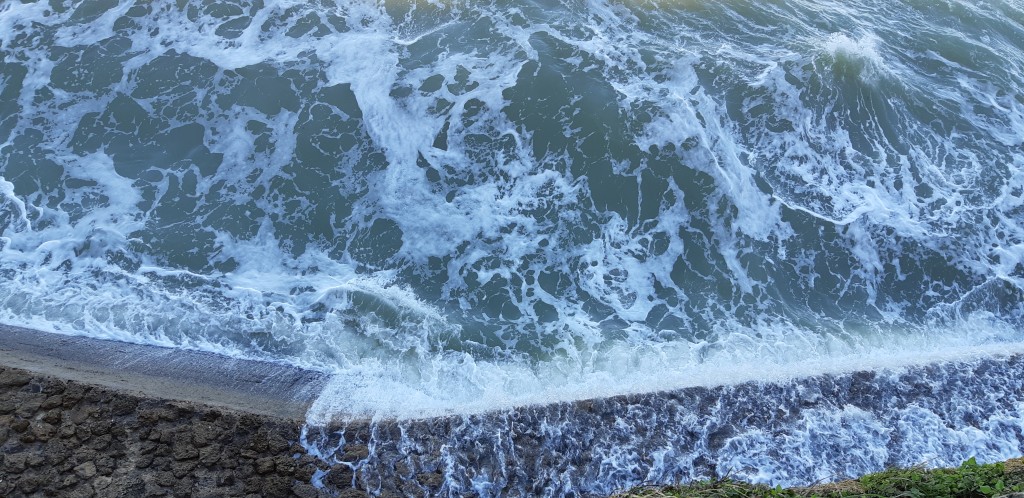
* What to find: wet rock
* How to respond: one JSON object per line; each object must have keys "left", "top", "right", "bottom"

{"left": 274, "top": 455, "right": 297, "bottom": 476}
{"left": 292, "top": 482, "right": 320, "bottom": 498}
{"left": 340, "top": 444, "right": 370, "bottom": 462}
{"left": 264, "top": 476, "right": 293, "bottom": 496}
{"left": 96, "top": 455, "right": 116, "bottom": 475}
{"left": 60, "top": 475, "right": 80, "bottom": 489}
{"left": 144, "top": 481, "right": 168, "bottom": 496}
{"left": 93, "top": 475, "right": 113, "bottom": 492}
{"left": 325, "top": 464, "right": 355, "bottom": 488}
{"left": 338, "top": 489, "right": 371, "bottom": 498}
{"left": 172, "top": 459, "right": 199, "bottom": 478}
{"left": 43, "top": 408, "right": 63, "bottom": 424}
{"left": 255, "top": 456, "right": 276, "bottom": 474}
{"left": 75, "top": 424, "right": 92, "bottom": 440}
{"left": 173, "top": 440, "right": 200, "bottom": 460}
{"left": 0, "top": 369, "right": 32, "bottom": 387}
{"left": 136, "top": 453, "right": 156, "bottom": 469}
{"left": 155, "top": 470, "right": 177, "bottom": 487}
{"left": 15, "top": 396, "right": 43, "bottom": 417}
{"left": 293, "top": 455, "right": 319, "bottom": 481}
{"left": 40, "top": 394, "right": 64, "bottom": 409}
{"left": 111, "top": 396, "right": 139, "bottom": 416}
{"left": 74, "top": 461, "right": 97, "bottom": 478}
{"left": 88, "top": 419, "right": 114, "bottom": 436}
{"left": 199, "top": 443, "right": 222, "bottom": 466}
{"left": 58, "top": 422, "right": 77, "bottom": 438}
{"left": 45, "top": 440, "right": 72, "bottom": 464}
{"left": 192, "top": 422, "right": 221, "bottom": 447}
{"left": 416, "top": 471, "right": 444, "bottom": 488}
{"left": 4, "top": 452, "right": 29, "bottom": 472}
{"left": 89, "top": 433, "right": 113, "bottom": 450}
{"left": 172, "top": 476, "right": 196, "bottom": 496}
{"left": 18, "top": 474, "right": 45, "bottom": 494}
{"left": 32, "top": 421, "right": 57, "bottom": 441}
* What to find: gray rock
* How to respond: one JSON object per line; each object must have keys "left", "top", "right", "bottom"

{"left": 74, "top": 461, "right": 97, "bottom": 478}
{"left": 0, "top": 369, "right": 31, "bottom": 387}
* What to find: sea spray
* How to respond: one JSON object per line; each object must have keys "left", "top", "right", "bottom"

{"left": 299, "top": 354, "right": 1024, "bottom": 496}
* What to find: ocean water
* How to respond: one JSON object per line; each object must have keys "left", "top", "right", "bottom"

{"left": 2, "top": 0, "right": 1024, "bottom": 492}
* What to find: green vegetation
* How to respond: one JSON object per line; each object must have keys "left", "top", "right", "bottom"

{"left": 616, "top": 457, "right": 1024, "bottom": 498}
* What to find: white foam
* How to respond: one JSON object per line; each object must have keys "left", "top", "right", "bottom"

{"left": 307, "top": 315, "right": 1024, "bottom": 422}
{"left": 1, "top": 0, "right": 1023, "bottom": 436}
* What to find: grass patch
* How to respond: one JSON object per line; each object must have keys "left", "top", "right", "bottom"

{"left": 615, "top": 457, "right": 1024, "bottom": 497}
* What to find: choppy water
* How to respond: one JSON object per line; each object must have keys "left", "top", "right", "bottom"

{"left": 2, "top": 0, "right": 1024, "bottom": 492}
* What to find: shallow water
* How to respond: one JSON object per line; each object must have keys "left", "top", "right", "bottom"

{"left": 2, "top": 0, "right": 1024, "bottom": 492}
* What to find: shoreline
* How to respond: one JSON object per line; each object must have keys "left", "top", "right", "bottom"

{"left": 4, "top": 325, "right": 1024, "bottom": 496}
{"left": 0, "top": 325, "right": 367, "bottom": 497}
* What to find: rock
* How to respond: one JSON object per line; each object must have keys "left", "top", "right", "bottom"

{"left": 89, "top": 433, "right": 112, "bottom": 450}
{"left": 263, "top": 476, "right": 293, "bottom": 496}
{"left": 337, "top": 489, "right": 370, "bottom": 498}
{"left": 325, "top": 464, "right": 355, "bottom": 488}
{"left": 171, "top": 475, "right": 196, "bottom": 494}
{"left": 171, "top": 460, "right": 199, "bottom": 478}
{"left": 293, "top": 456, "right": 318, "bottom": 481}
{"left": 0, "top": 369, "right": 31, "bottom": 387}
{"left": 18, "top": 475, "right": 45, "bottom": 494}
{"left": 32, "top": 421, "right": 57, "bottom": 441}
{"left": 4, "top": 453, "right": 28, "bottom": 472}
{"left": 93, "top": 476, "right": 112, "bottom": 491}
{"left": 192, "top": 422, "right": 222, "bottom": 447}
{"left": 45, "top": 440, "right": 72, "bottom": 464}
{"left": 27, "top": 453, "right": 45, "bottom": 467}
{"left": 59, "top": 422, "right": 77, "bottom": 438}
{"left": 255, "top": 457, "right": 276, "bottom": 474}
{"left": 15, "top": 396, "right": 43, "bottom": 417}
{"left": 110, "top": 396, "right": 138, "bottom": 416}
{"left": 74, "top": 461, "right": 97, "bottom": 478}
{"left": 42, "top": 408, "right": 63, "bottom": 424}
{"left": 60, "top": 475, "right": 80, "bottom": 489}
{"left": 199, "top": 444, "right": 222, "bottom": 467}
{"left": 155, "top": 471, "right": 177, "bottom": 487}
{"left": 135, "top": 453, "right": 155, "bottom": 469}
{"left": 41, "top": 395, "right": 63, "bottom": 409}
{"left": 61, "top": 384, "right": 85, "bottom": 406}
{"left": 88, "top": 420, "right": 113, "bottom": 436}
{"left": 144, "top": 481, "right": 168, "bottom": 496}
{"left": 76, "top": 424, "right": 92, "bottom": 440}
{"left": 292, "top": 482, "right": 320, "bottom": 498}
{"left": 266, "top": 433, "right": 290, "bottom": 453}
{"left": 274, "top": 455, "right": 297, "bottom": 476}
{"left": 339, "top": 444, "right": 370, "bottom": 463}
{"left": 416, "top": 471, "right": 444, "bottom": 488}
{"left": 172, "top": 441, "right": 199, "bottom": 461}
{"left": 96, "top": 455, "right": 116, "bottom": 475}
{"left": 0, "top": 399, "right": 17, "bottom": 414}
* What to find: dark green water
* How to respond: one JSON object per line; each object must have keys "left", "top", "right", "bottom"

{"left": 1, "top": 0, "right": 1023, "bottom": 437}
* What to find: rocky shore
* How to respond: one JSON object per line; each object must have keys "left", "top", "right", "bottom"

{"left": 5, "top": 324, "right": 1024, "bottom": 497}
{"left": 0, "top": 364, "right": 365, "bottom": 498}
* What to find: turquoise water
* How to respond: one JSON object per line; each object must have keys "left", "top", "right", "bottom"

{"left": 2, "top": 0, "right": 1024, "bottom": 488}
